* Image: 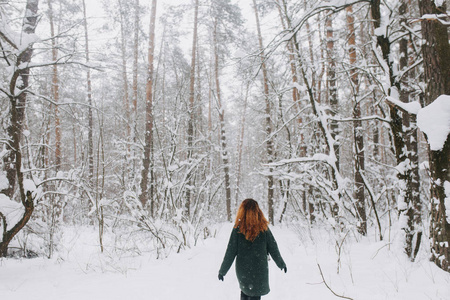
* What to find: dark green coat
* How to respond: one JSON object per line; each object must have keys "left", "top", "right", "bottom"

{"left": 219, "top": 227, "right": 286, "bottom": 297}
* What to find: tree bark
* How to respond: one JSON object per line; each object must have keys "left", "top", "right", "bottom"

{"left": 418, "top": 0, "right": 450, "bottom": 272}
{"left": 139, "top": 0, "right": 157, "bottom": 207}
{"left": 398, "top": 0, "right": 422, "bottom": 261}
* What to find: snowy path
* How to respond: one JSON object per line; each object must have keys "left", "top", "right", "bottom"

{"left": 1, "top": 224, "right": 449, "bottom": 300}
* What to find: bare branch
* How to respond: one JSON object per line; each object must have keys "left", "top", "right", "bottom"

{"left": 317, "top": 263, "right": 354, "bottom": 300}
{"left": 0, "top": 25, "right": 18, "bottom": 50}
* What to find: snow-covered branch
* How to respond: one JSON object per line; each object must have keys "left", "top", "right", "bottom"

{"left": 268, "top": 153, "right": 334, "bottom": 168}
{"left": 264, "top": 0, "right": 371, "bottom": 59}
{"left": 385, "top": 96, "right": 422, "bottom": 115}
{"left": 419, "top": 14, "right": 450, "bottom": 26}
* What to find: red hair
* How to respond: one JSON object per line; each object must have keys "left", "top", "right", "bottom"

{"left": 234, "top": 199, "right": 269, "bottom": 241}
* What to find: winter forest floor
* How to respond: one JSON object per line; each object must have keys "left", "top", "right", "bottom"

{"left": 1, "top": 223, "right": 449, "bottom": 300}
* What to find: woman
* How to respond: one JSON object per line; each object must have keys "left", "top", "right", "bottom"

{"left": 218, "top": 199, "right": 287, "bottom": 300}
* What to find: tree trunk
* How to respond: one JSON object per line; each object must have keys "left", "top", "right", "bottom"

{"left": 235, "top": 82, "right": 250, "bottom": 209}
{"left": 304, "top": 3, "right": 316, "bottom": 99}
{"left": 326, "top": 15, "right": 339, "bottom": 170}
{"left": 212, "top": 20, "right": 232, "bottom": 222}
{"left": 253, "top": 0, "right": 275, "bottom": 224}
{"left": 48, "top": 0, "right": 61, "bottom": 170}
{"left": 185, "top": 0, "right": 199, "bottom": 218}
{"left": 82, "top": 0, "right": 94, "bottom": 183}
{"left": 0, "top": 0, "right": 39, "bottom": 257}
{"left": 398, "top": 0, "right": 422, "bottom": 261}
{"left": 371, "top": 0, "right": 417, "bottom": 247}
{"left": 371, "top": 0, "right": 405, "bottom": 161}
{"left": 118, "top": 0, "right": 131, "bottom": 143}
{"left": 132, "top": 0, "right": 139, "bottom": 135}
{"left": 1, "top": 1, "right": 38, "bottom": 197}
{"left": 418, "top": 0, "right": 450, "bottom": 272}
{"left": 139, "top": 0, "right": 157, "bottom": 207}
{"left": 346, "top": 5, "right": 366, "bottom": 235}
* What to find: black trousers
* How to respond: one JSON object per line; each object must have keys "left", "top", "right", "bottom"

{"left": 240, "top": 291, "right": 261, "bottom": 300}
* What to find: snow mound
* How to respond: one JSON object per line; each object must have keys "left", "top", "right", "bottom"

{"left": 0, "top": 194, "right": 24, "bottom": 232}
{"left": 417, "top": 95, "right": 450, "bottom": 151}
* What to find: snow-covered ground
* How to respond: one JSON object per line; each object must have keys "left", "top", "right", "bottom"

{"left": 1, "top": 223, "right": 449, "bottom": 300}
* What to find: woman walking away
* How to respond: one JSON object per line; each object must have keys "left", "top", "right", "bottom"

{"left": 218, "top": 199, "right": 287, "bottom": 300}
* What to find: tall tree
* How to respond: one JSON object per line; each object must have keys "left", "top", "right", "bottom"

{"left": 132, "top": 0, "right": 139, "bottom": 136}
{"left": 253, "top": 0, "right": 275, "bottom": 224}
{"left": 0, "top": 0, "right": 40, "bottom": 257}
{"left": 47, "top": 0, "right": 61, "bottom": 170}
{"left": 346, "top": 5, "right": 366, "bottom": 235}
{"left": 82, "top": 0, "right": 94, "bottom": 182}
{"left": 118, "top": 0, "right": 131, "bottom": 143}
{"left": 418, "top": 0, "right": 450, "bottom": 272}
{"left": 398, "top": 0, "right": 422, "bottom": 261}
{"left": 371, "top": 0, "right": 424, "bottom": 249}
{"left": 276, "top": 0, "right": 310, "bottom": 219}
{"left": 139, "top": 0, "right": 157, "bottom": 207}
{"left": 235, "top": 82, "right": 249, "bottom": 209}
{"left": 208, "top": 0, "right": 242, "bottom": 221}
{"left": 185, "top": 0, "right": 199, "bottom": 218}
{"left": 326, "top": 14, "right": 339, "bottom": 169}
{"left": 275, "top": 0, "right": 299, "bottom": 111}
{"left": 212, "top": 19, "right": 232, "bottom": 221}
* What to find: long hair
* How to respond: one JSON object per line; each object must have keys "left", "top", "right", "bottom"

{"left": 234, "top": 199, "right": 269, "bottom": 241}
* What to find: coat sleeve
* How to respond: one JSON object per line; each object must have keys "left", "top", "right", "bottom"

{"left": 267, "top": 228, "right": 286, "bottom": 269}
{"left": 219, "top": 228, "right": 238, "bottom": 276}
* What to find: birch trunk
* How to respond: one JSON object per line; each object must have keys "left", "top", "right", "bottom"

{"left": 48, "top": 0, "right": 61, "bottom": 169}
{"left": 213, "top": 20, "right": 232, "bottom": 222}
{"left": 82, "top": 0, "right": 94, "bottom": 182}
{"left": 326, "top": 15, "right": 339, "bottom": 170}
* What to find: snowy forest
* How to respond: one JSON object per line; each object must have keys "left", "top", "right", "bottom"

{"left": 1, "top": 0, "right": 449, "bottom": 299}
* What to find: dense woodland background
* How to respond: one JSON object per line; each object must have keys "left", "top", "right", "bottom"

{"left": 0, "top": 0, "right": 449, "bottom": 275}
